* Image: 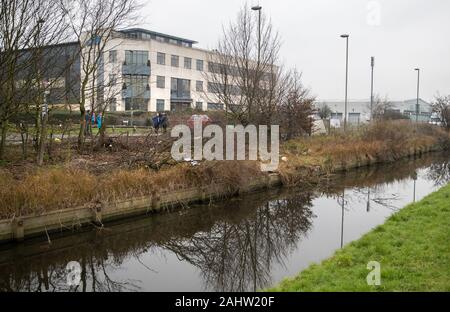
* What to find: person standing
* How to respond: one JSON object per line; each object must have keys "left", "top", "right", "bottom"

{"left": 97, "top": 113, "right": 103, "bottom": 130}
{"left": 91, "top": 111, "right": 97, "bottom": 128}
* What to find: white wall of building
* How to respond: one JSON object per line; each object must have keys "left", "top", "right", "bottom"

{"left": 102, "top": 32, "right": 218, "bottom": 113}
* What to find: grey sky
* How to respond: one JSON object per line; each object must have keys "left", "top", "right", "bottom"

{"left": 141, "top": 0, "right": 450, "bottom": 102}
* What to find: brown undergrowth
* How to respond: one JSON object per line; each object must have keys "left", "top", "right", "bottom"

{"left": 0, "top": 160, "right": 262, "bottom": 219}
{"left": 0, "top": 121, "right": 448, "bottom": 219}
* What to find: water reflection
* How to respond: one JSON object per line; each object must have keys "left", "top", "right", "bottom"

{"left": 0, "top": 153, "right": 449, "bottom": 292}
{"left": 160, "top": 191, "right": 315, "bottom": 292}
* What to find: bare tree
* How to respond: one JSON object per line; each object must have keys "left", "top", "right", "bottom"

{"left": 0, "top": 0, "right": 71, "bottom": 162}
{"left": 60, "top": 0, "right": 140, "bottom": 150}
{"left": 432, "top": 94, "right": 450, "bottom": 131}
{"left": 370, "top": 95, "right": 395, "bottom": 120}
{"left": 318, "top": 104, "right": 332, "bottom": 120}
{"left": 277, "top": 70, "right": 315, "bottom": 140}
{"left": 205, "top": 5, "right": 283, "bottom": 126}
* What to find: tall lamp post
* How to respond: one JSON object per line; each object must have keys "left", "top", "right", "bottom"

{"left": 414, "top": 68, "right": 420, "bottom": 123}
{"left": 341, "top": 34, "right": 350, "bottom": 131}
{"left": 252, "top": 5, "right": 262, "bottom": 65}
{"left": 370, "top": 57, "right": 375, "bottom": 121}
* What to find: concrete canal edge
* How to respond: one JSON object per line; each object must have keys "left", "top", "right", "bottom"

{"left": 0, "top": 144, "right": 442, "bottom": 244}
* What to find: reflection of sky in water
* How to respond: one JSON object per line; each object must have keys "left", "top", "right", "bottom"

{"left": 0, "top": 155, "right": 449, "bottom": 292}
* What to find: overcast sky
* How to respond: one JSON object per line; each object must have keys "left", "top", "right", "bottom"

{"left": 141, "top": 0, "right": 450, "bottom": 102}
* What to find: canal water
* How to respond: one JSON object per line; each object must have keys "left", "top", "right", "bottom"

{"left": 0, "top": 153, "right": 449, "bottom": 292}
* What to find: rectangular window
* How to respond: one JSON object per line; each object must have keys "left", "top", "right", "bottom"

{"left": 195, "top": 102, "right": 203, "bottom": 110}
{"left": 196, "top": 81, "right": 203, "bottom": 92}
{"left": 125, "top": 98, "right": 149, "bottom": 112}
{"left": 184, "top": 57, "right": 192, "bottom": 69}
{"left": 108, "top": 98, "right": 117, "bottom": 112}
{"left": 171, "top": 78, "right": 191, "bottom": 99}
{"left": 156, "top": 76, "right": 165, "bottom": 89}
{"left": 157, "top": 52, "right": 166, "bottom": 65}
{"left": 125, "top": 50, "right": 149, "bottom": 65}
{"left": 196, "top": 59, "right": 204, "bottom": 71}
{"left": 208, "top": 103, "right": 224, "bottom": 111}
{"left": 109, "top": 50, "right": 117, "bottom": 63}
{"left": 124, "top": 75, "right": 149, "bottom": 97}
{"left": 157, "top": 99, "right": 165, "bottom": 112}
{"left": 171, "top": 55, "right": 179, "bottom": 67}
{"left": 109, "top": 74, "right": 117, "bottom": 86}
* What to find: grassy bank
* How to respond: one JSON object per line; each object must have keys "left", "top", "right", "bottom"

{"left": 269, "top": 183, "right": 450, "bottom": 292}
{"left": 0, "top": 121, "right": 449, "bottom": 220}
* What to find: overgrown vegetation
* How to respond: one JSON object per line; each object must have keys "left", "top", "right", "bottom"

{"left": 278, "top": 120, "right": 449, "bottom": 185}
{"left": 0, "top": 120, "right": 448, "bottom": 220}
{"left": 0, "top": 160, "right": 262, "bottom": 219}
{"left": 269, "top": 183, "right": 450, "bottom": 292}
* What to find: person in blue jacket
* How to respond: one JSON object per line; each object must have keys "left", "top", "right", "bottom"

{"left": 97, "top": 113, "right": 103, "bottom": 130}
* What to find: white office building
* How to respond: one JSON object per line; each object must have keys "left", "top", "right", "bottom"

{"left": 315, "top": 98, "right": 433, "bottom": 124}
{"left": 97, "top": 28, "right": 223, "bottom": 113}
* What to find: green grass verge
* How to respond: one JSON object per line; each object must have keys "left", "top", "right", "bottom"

{"left": 268, "top": 183, "right": 450, "bottom": 292}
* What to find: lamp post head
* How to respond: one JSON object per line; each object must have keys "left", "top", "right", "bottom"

{"left": 252, "top": 5, "right": 262, "bottom": 11}
{"left": 415, "top": 68, "right": 420, "bottom": 71}
{"left": 340, "top": 34, "right": 349, "bottom": 38}
{"left": 37, "top": 19, "right": 45, "bottom": 25}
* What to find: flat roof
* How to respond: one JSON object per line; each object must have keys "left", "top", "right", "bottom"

{"left": 119, "top": 28, "right": 198, "bottom": 45}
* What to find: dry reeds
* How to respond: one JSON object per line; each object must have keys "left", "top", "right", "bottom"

{"left": 0, "top": 160, "right": 263, "bottom": 219}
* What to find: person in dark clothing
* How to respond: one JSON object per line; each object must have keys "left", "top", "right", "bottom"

{"left": 152, "top": 113, "right": 161, "bottom": 133}
{"left": 160, "top": 113, "right": 169, "bottom": 133}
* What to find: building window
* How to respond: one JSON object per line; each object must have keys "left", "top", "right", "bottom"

{"left": 124, "top": 75, "right": 149, "bottom": 97}
{"left": 157, "top": 52, "right": 166, "bottom": 65}
{"left": 125, "top": 50, "right": 149, "bottom": 66}
{"left": 195, "top": 102, "right": 203, "bottom": 110}
{"left": 196, "top": 81, "right": 203, "bottom": 92}
{"left": 208, "top": 103, "right": 224, "bottom": 111}
{"left": 109, "top": 50, "right": 117, "bottom": 63}
{"left": 184, "top": 57, "right": 192, "bottom": 69}
{"left": 109, "top": 74, "right": 117, "bottom": 86}
{"left": 125, "top": 50, "right": 149, "bottom": 65}
{"left": 157, "top": 99, "right": 165, "bottom": 112}
{"left": 196, "top": 59, "right": 204, "bottom": 71}
{"left": 125, "top": 98, "right": 149, "bottom": 112}
{"left": 171, "top": 78, "right": 191, "bottom": 99}
{"left": 156, "top": 76, "right": 165, "bottom": 89}
{"left": 108, "top": 98, "right": 117, "bottom": 112}
{"left": 171, "top": 55, "right": 179, "bottom": 67}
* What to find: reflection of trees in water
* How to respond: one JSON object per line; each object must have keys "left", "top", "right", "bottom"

{"left": 1, "top": 154, "right": 448, "bottom": 292}
{"left": 321, "top": 155, "right": 450, "bottom": 212}
{"left": 161, "top": 192, "right": 315, "bottom": 292}
{"left": 350, "top": 185, "right": 402, "bottom": 211}
{"left": 0, "top": 242, "right": 142, "bottom": 292}
{"left": 427, "top": 160, "right": 450, "bottom": 187}
{"left": 0, "top": 190, "right": 315, "bottom": 293}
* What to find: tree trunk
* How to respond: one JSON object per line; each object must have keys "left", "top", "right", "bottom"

{"left": 78, "top": 110, "right": 86, "bottom": 152}
{"left": 37, "top": 114, "right": 48, "bottom": 166}
{"left": 0, "top": 122, "right": 7, "bottom": 160}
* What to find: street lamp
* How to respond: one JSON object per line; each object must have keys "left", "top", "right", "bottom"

{"left": 414, "top": 68, "right": 420, "bottom": 123}
{"left": 341, "top": 34, "right": 350, "bottom": 131}
{"left": 252, "top": 5, "right": 262, "bottom": 64}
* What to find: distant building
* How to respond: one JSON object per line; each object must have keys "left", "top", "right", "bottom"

{"left": 13, "top": 42, "right": 80, "bottom": 107}
{"left": 314, "top": 98, "right": 432, "bottom": 124}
